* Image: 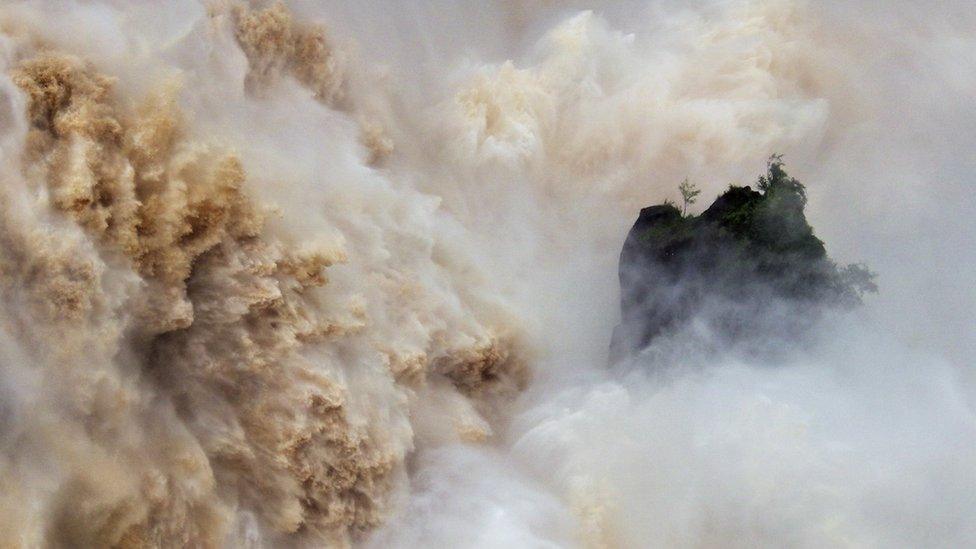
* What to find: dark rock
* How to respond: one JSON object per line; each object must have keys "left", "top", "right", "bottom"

{"left": 610, "top": 159, "right": 876, "bottom": 362}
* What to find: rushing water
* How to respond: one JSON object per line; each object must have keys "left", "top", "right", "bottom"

{"left": 0, "top": 1, "right": 973, "bottom": 547}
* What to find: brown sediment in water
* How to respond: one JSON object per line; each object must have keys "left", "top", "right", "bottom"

{"left": 0, "top": 12, "right": 523, "bottom": 545}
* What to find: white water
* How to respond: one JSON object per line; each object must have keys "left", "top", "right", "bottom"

{"left": 0, "top": 1, "right": 972, "bottom": 547}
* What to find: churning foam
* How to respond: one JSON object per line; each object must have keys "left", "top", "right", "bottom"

{"left": 0, "top": 1, "right": 973, "bottom": 547}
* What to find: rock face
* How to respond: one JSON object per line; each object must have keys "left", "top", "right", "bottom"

{"left": 611, "top": 159, "right": 875, "bottom": 361}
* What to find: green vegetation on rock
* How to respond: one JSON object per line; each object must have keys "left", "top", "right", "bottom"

{"left": 612, "top": 156, "right": 876, "bottom": 360}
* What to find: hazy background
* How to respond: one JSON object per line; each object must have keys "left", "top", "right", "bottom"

{"left": 0, "top": 1, "right": 972, "bottom": 547}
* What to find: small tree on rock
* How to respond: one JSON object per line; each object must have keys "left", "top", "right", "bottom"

{"left": 678, "top": 178, "right": 701, "bottom": 216}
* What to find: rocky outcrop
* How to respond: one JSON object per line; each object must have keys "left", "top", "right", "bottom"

{"left": 611, "top": 159, "right": 875, "bottom": 361}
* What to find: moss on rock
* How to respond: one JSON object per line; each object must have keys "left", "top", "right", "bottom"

{"left": 611, "top": 158, "right": 876, "bottom": 362}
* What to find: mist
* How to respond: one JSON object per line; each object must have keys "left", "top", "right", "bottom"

{"left": 0, "top": 1, "right": 972, "bottom": 547}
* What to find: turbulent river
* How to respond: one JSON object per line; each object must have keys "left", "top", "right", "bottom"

{"left": 0, "top": 1, "right": 973, "bottom": 547}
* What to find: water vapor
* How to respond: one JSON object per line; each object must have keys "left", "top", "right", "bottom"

{"left": 0, "top": 1, "right": 972, "bottom": 547}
